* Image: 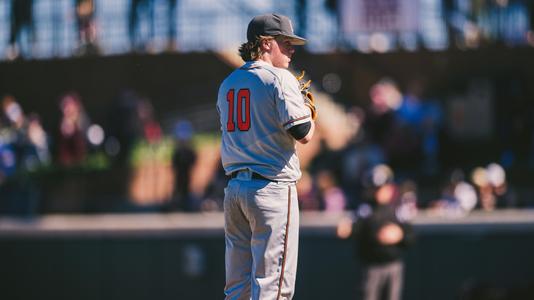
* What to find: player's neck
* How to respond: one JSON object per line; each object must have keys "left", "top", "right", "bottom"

{"left": 257, "top": 55, "right": 273, "bottom": 67}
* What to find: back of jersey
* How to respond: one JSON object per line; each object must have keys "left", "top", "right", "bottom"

{"left": 217, "top": 60, "right": 307, "bottom": 182}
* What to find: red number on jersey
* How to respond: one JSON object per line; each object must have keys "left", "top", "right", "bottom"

{"left": 226, "top": 89, "right": 235, "bottom": 131}
{"left": 237, "top": 89, "right": 250, "bottom": 131}
{"left": 226, "top": 89, "right": 251, "bottom": 132}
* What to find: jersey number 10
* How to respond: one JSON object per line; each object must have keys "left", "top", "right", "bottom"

{"left": 226, "top": 89, "right": 250, "bottom": 132}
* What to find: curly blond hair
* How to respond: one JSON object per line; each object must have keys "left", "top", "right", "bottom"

{"left": 238, "top": 35, "right": 274, "bottom": 61}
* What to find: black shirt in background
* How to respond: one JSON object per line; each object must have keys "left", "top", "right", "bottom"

{"left": 352, "top": 203, "right": 414, "bottom": 265}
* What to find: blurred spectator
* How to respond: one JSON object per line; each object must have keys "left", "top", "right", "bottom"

{"left": 396, "top": 180, "right": 419, "bottom": 222}
{"left": 430, "top": 168, "right": 478, "bottom": 217}
{"left": 129, "top": 0, "right": 155, "bottom": 52}
{"left": 444, "top": 0, "right": 531, "bottom": 48}
{"left": 381, "top": 85, "right": 419, "bottom": 174}
{"left": 340, "top": 128, "right": 386, "bottom": 208}
{"left": 362, "top": 164, "right": 395, "bottom": 194}
{"left": 170, "top": 120, "right": 197, "bottom": 211}
{"left": 7, "top": 0, "right": 34, "bottom": 60}
{"left": 483, "top": 0, "right": 531, "bottom": 46}
{"left": 75, "top": 0, "right": 99, "bottom": 55}
{"left": 200, "top": 163, "right": 226, "bottom": 212}
{"left": 364, "top": 78, "right": 400, "bottom": 149}
{"left": 107, "top": 90, "right": 146, "bottom": 164}
{"left": 395, "top": 78, "right": 443, "bottom": 175}
{"left": 164, "top": 0, "right": 180, "bottom": 51}
{"left": 138, "top": 98, "right": 161, "bottom": 143}
{"left": 337, "top": 183, "right": 415, "bottom": 300}
{"left": 25, "top": 114, "right": 50, "bottom": 169}
{"left": 128, "top": 97, "right": 174, "bottom": 207}
{"left": 0, "top": 140, "right": 16, "bottom": 183}
{"left": 316, "top": 169, "right": 347, "bottom": 212}
{"left": 472, "top": 163, "right": 517, "bottom": 210}
{"left": 360, "top": 77, "right": 444, "bottom": 177}
{"left": 2, "top": 96, "right": 28, "bottom": 168}
{"left": 0, "top": 137, "right": 19, "bottom": 214}
{"left": 57, "top": 92, "right": 89, "bottom": 167}
{"left": 0, "top": 96, "right": 47, "bottom": 215}
{"left": 363, "top": 78, "right": 421, "bottom": 176}
{"left": 2, "top": 95, "right": 49, "bottom": 171}
{"left": 472, "top": 165, "right": 497, "bottom": 211}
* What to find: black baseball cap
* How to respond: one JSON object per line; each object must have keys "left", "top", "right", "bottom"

{"left": 247, "top": 13, "right": 306, "bottom": 45}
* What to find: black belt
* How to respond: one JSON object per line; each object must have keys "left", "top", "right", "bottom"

{"left": 230, "top": 171, "right": 274, "bottom": 182}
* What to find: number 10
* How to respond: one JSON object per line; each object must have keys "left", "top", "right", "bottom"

{"left": 226, "top": 89, "right": 251, "bottom": 132}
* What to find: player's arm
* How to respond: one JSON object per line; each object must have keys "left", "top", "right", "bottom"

{"left": 287, "top": 120, "right": 314, "bottom": 144}
{"left": 277, "top": 69, "right": 316, "bottom": 143}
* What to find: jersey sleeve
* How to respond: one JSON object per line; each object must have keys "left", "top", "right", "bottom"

{"left": 275, "top": 69, "right": 312, "bottom": 130}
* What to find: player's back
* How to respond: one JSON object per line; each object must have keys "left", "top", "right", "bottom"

{"left": 217, "top": 60, "right": 300, "bottom": 181}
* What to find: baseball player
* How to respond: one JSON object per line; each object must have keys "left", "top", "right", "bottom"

{"left": 216, "top": 13, "right": 316, "bottom": 300}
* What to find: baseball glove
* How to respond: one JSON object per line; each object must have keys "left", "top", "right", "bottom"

{"left": 295, "top": 70, "right": 317, "bottom": 120}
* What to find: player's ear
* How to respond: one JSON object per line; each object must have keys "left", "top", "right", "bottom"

{"left": 259, "top": 38, "right": 272, "bottom": 52}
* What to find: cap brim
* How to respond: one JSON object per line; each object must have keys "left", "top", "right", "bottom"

{"left": 280, "top": 34, "right": 307, "bottom": 46}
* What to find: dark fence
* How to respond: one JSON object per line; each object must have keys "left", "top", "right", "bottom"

{"left": 1, "top": 211, "right": 534, "bottom": 300}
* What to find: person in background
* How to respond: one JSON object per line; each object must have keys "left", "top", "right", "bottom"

{"left": 164, "top": 0, "right": 180, "bottom": 51}
{"left": 171, "top": 120, "right": 197, "bottom": 211}
{"left": 57, "top": 92, "right": 89, "bottom": 166}
{"left": 75, "top": 0, "right": 99, "bottom": 55}
{"left": 129, "top": 0, "right": 155, "bottom": 52}
{"left": 7, "top": 0, "right": 34, "bottom": 60}
{"left": 337, "top": 183, "right": 414, "bottom": 300}
{"left": 1, "top": 95, "right": 49, "bottom": 171}
{"left": 25, "top": 113, "right": 50, "bottom": 169}
{"left": 0, "top": 96, "right": 20, "bottom": 183}
{"left": 2, "top": 96, "right": 29, "bottom": 169}
{"left": 474, "top": 163, "right": 517, "bottom": 211}
{"left": 0, "top": 96, "right": 48, "bottom": 215}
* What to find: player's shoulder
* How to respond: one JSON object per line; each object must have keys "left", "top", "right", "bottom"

{"left": 220, "top": 66, "right": 248, "bottom": 87}
{"left": 267, "top": 68, "right": 301, "bottom": 93}
{"left": 261, "top": 64, "right": 294, "bottom": 80}
{"left": 241, "top": 61, "right": 297, "bottom": 85}
{"left": 275, "top": 67, "right": 298, "bottom": 83}
{"left": 251, "top": 61, "right": 283, "bottom": 82}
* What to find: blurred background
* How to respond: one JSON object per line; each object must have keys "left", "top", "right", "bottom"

{"left": 1, "top": 0, "right": 534, "bottom": 299}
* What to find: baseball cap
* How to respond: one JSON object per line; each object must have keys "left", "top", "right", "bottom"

{"left": 247, "top": 14, "right": 306, "bottom": 45}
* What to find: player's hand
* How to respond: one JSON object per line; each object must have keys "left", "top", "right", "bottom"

{"left": 336, "top": 217, "right": 353, "bottom": 239}
{"left": 377, "top": 223, "right": 404, "bottom": 245}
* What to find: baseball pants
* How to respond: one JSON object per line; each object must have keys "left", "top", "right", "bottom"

{"left": 360, "top": 260, "right": 404, "bottom": 300}
{"left": 223, "top": 173, "right": 299, "bottom": 300}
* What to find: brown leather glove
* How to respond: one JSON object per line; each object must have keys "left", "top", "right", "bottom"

{"left": 295, "top": 70, "right": 317, "bottom": 120}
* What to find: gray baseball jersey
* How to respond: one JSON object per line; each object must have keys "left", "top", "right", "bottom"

{"left": 217, "top": 60, "right": 311, "bottom": 182}
{"left": 218, "top": 59, "right": 310, "bottom": 300}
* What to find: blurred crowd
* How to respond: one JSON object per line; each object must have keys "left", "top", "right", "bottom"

{"left": 294, "top": 77, "right": 528, "bottom": 221}
{"left": 0, "top": 91, "right": 199, "bottom": 215}
{"left": 0, "top": 96, "right": 49, "bottom": 175}
{"left": 5, "top": 0, "right": 179, "bottom": 60}
{"left": 2, "top": 1, "right": 534, "bottom": 217}
{"left": 3, "top": 0, "right": 534, "bottom": 60}
{"left": 2, "top": 72, "right": 531, "bottom": 218}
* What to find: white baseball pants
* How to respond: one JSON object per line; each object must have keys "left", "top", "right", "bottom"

{"left": 223, "top": 175, "right": 299, "bottom": 300}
